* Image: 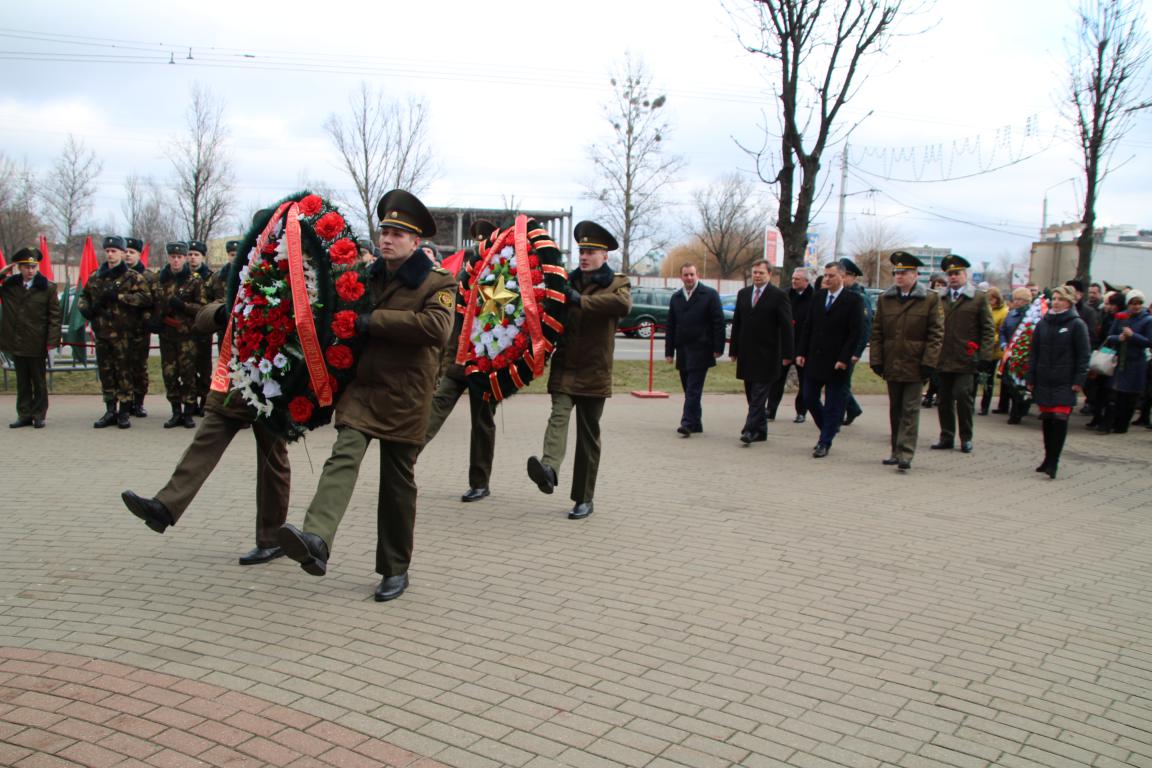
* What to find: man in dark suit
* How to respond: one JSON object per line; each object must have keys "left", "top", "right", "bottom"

{"left": 665, "top": 263, "right": 726, "bottom": 436}
{"left": 729, "top": 259, "right": 793, "bottom": 445}
{"left": 767, "top": 266, "right": 813, "bottom": 423}
{"left": 796, "top": 261, "right": 863, "bottom": 458}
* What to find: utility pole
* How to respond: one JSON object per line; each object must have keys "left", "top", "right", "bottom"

{"left": 833, "top": 144, "right": 849, "bottom": 260}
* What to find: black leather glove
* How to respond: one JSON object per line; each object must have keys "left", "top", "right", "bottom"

{"left": 355, "top": 312, "right": 373, "bottom": 335}
{"left": 565, "top": 288, "right": 582, "bottom": 307}
{"left": 870, "top": 365, "right": 883, "bottom": 379}
{"left": 105, "top": 288, "right": 119, "bottom": 304}
{"left": 213, "top": 304, "right": 229, "bottom": 327}
{"left": 169, "top": 296, "right": 185, "bottom": 312}
{"left": 920, "top": 365, "right": 935, "bottom": 380}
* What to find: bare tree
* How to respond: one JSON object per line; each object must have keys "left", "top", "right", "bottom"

{"left": 1063, "top": 0, "right": 1149, "bottom": 284}
{"left": 585, "top": 54, "right": 685, "bottom": 273}
{"left": 40, "top": 135, "right": 103, "bottom": 274}
{"left": 848, "top": 215, "right": 907, "bottom": 287}
{"left": 734, "top": 0, "right": 912, "bottom": 278}
{"left": 690, "top": 173, "right": 766, "bottom": 278}
{"left": 167, "top": 84, "right": 235, "bottom": 241}
{"left": 122, "top": 174, "right": 177, "bottom": 251}
{"left": 324, "top": 83, "right": 438, "bottom": 236}
{"left": 0, "top": 152, "right": 45, "bottom": 260}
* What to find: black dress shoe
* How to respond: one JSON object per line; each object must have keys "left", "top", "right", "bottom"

{"left": 569, "top": 501, "right": 594, "bottom": 520}
{"left": 276, "top": 524, "right": 329, "bottom": 576}
{"left": 930, "top": 441, "right": 954, "bottom": 450}
{"left": 882, "top": 456, "right": 900, "bottom": 466}
{"left": 526, "top": 456, "right": 556, "bottom": 495}
{"left": 238, "top": 546, "right": 285, "bottom": 565}
{"left": 960, "top": 441, "right": 973, "bottom": 453}
{"left": 460, "top": 487, "right": 490, "bottom": 502}
{"left": 897, "top": 460, "right": 912, "bottom": 470}
{"left": 374, "top": 573, "right": 408, "bottom": 602}
{"left": 676, "top": 425, "right": 691, "bottom": 436}
{"left": 749, "top": 433, "right": 767, "bottom": 443}
{"left": 9, "top": 417, "right": 33, "bottom": 428}
{"left": 121, "top": 491, "right": 173, "bottom": 534}
{"left": 843, "top": 412, "right": 859, "bottom": 426}
{"left": 793, "top": 414, "right": 806, "bottom": 424}
{"left": 992, "top": 408, "right": 1009, "bottom": 415}
{"left": 978, "top": 408, "right": 989, "bottom": 416}
{"left": 812, "top": 443, "right": 829, "bottom": 458}
{"left": 739, "top": 432, "right": 752, "bottom": 444}
{"left": 32, "top": 419, "right": 45, "bottom": 429}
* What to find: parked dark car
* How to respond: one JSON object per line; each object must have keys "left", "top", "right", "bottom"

{"left": 622, "top": 287, "right": 733, "bottom": 339}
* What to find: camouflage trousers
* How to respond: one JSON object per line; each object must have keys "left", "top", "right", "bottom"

{"left": 128, "top": 332, "right": 151, "bottom": 398}
{"left": 194, "top": 336, "right": 213, "bottom": 400}
{"left": 95, "top": 337, "right": 135, "bottom": 404}
{"left": 160, "top": 335, "right": 199, "bottom": 405}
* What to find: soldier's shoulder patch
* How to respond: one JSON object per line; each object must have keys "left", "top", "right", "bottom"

{"left": 436, "top": 290, "right": 455, "bottom": 308}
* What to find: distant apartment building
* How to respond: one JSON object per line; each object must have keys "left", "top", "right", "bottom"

{"left": 1029, "top": 222, "right": 1152, "bottom": 289}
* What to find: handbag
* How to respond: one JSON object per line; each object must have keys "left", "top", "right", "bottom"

{"left": 1089, "top": 346, "right": 1118, "bottom": 376}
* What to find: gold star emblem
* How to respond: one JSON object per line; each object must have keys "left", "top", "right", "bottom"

{"left": 478, "top": 274, "right": 517, "bottom": 317}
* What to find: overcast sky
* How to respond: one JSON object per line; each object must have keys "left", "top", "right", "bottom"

{"left": 2, "top": 0, "right": 1150, "bottom": 272}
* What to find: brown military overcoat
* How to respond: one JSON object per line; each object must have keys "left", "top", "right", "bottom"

{"left": 0, "top": 273, "right": 62, "bottom": 357}
{"left": 869, "top": 282, "right": 945, "bottom": 382}
{"left": 547, "top": 264, "right": 632, "bottom": 398}
{"left": 937, "top": 285, "right": 998, "bottom": 373}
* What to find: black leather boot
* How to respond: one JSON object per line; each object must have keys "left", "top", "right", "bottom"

{"left": 133, "top": 395, "right": 148, "bottom": 417}
{"left": 94, "top": 401, "right": 117, "bottom": 429}
{"left": 116, "top": 400, "right": 132, "bottom": 429}
{"left": 163, "top": 401, "right": 183, "bottom": 429}
{"left": 182, "top": 402, "right": 197, "bottom": 429}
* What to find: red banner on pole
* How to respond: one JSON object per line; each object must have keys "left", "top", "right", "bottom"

{"left": 78, "top": 236, "right": 99, "bottom": 288}
{"left": 140, "top": 242, "right": 150, "bottom": 268}
{"left": 38, "top": 235, "right": 55, "bottom": 281}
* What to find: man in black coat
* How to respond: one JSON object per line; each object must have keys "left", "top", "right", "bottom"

{"left": 729, "top": 259, "right": 794, "bottom": 445}
{"left": 766, "top": 267, "right": 813, "bottom": 423}
{"left": 665, "top": 263, "right": 726, "bottom": 436}
{"left": 796, "top": 262, "right": 864, "bottom": 458}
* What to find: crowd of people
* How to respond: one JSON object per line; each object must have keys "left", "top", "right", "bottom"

{"left": 2, "top": 200, "right": 1149, "bottom": 601}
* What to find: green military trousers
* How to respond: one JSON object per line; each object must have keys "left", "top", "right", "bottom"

{"left": 303, "top": 426, "right": 420, "bottom": 578}
{"left": 542, "top": 393, "right": 605, "bottom": 504}
{"left": 423, "top": 375, "right": 496, "bottom": 489}
{"left": 886, "top": 380, "right": 923, "bottom": 463}
{"left": 936, "top": 372, "right": 975, "bottom": 444}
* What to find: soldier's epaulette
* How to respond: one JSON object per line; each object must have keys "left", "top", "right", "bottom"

{"left": 614, "top": 272, "right": 628, "bottom": 277}
{"left": 432, "top": 267, "right": 451, "bottom": 275}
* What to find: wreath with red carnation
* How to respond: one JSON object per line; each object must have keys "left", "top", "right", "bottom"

{"left": 216, "top": 191, "right": 370, "bottom": 441}
{"left": 456, "top": 215, "right": 568, "bottom": 401}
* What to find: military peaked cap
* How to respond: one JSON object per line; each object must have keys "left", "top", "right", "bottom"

{"left": 889, "top": 251, "right": 923, "bottom": 270}
{"left": 574, "top": 220, "right": 618, "bottom": 252}
{"left": 838, "top": 257, "right": 863, "bottom": 277}
{"left": 376, "top": 189, "right": 436, "bottom": 237}
{"left": 12, "top": 247, "right": 40, "bottom": 264}
{"left": 103, "top": 236, "right": 127, "bottom": 251}
{"left": 470, "top": 219, "right": 498, "bottom": 242}
{"left": 941, "top": 254, "right": 970, "bottom": 272}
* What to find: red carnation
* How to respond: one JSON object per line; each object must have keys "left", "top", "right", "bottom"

{"left": 335, "top": 271, "right": 365, "bottom": 302}
{"left": 329, "top": 238, "right": 358, "bottom": 266}
{"left": 277, "top": 259, "right": 290, "bottom": 273}
{"left": 1116, "top": 312, "right": 1130, "bottom": 320}
{"left": 325, "top": 344, "right": 355, "bottom": 370}
{"left": 477, "top": 357, "right": 492, "bottom": 372}
{"left": 299, "top": 195, "right": 323, "bottom": 216}
{"left": 260, "top": 239, "right": 278, "bottom": 255}
{"left": 315, "top": 211, "right": 346, "bottom": 241}
{"left": 288, "top": 396, "right": 314, "bottom": 423}
{"left": 501, "top": 316, "right": 510, "bottom": 326}
{"left": 332, "top": 310, "right": 358, "bottom": 339}
{"left": 528, "top": 254, "right": 540, "bottom": 268}
{"left": 266, "top": 329, "right": 287, "bottom": 350}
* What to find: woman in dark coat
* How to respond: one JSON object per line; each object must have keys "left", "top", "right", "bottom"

{"left": 1026, "top": 285, "right": 1090, "bottom": 478}
{"left": 1103, "top": 289, "right": 1152, "bottom": 434}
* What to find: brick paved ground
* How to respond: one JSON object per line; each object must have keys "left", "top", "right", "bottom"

{"left": 1, "top": 393, "right": 1150, "bottom": 768}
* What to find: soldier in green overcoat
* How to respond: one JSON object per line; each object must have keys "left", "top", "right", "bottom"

{"left": 0, "top": 248, "right": 61, "bottom": 428}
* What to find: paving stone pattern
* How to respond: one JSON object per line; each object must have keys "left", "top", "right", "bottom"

{"left": 1, "top": 394, "right": 1150, "bottom": 768}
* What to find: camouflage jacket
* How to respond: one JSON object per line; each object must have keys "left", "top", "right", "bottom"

{"left": 78, "top": 262, "right": 150, "bottom": 340}
{"left": 154, "top": 265, "right": 205, "bottom": 337}
{"left": 130, "top": 262, "right": 159, "bottom": 333}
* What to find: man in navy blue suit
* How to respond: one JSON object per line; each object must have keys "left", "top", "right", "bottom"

{"left": 796, "top": 261, "right": 864, "bottom": 458}
{"left": 665, "top": 263, "right": 726, "bottom": 436}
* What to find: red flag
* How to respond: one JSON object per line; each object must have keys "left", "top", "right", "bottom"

{"left": 441, "top": 248, "right": 465, "bottom": 278}
{"left": 38, "top": 235, "right": 55, "bottom": 281}
{"left": 140, "top": 242, "right": 150, "bottom": 268}
{"left": 0, "top": 246, "right": 6, "bottom": 271}
{"left": 78, "top": 236, "right": 99, "bottom": 288}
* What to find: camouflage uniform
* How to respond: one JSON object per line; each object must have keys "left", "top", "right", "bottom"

{"left": 192, "top": 262, "right": 217, "bottom": 406}
{"left": 128, "top": 260, "right": 158, "bottom": 412}
{"left": 78, "top": 262, "right": 150, "bottom": 411}
{"left": 155, "top": 264, "right": 205, "bottom": 412}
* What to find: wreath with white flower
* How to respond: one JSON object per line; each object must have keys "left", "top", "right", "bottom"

{"left": 457, "top": 215, "right": 567, "bottom": 401}
{"left": 217, "top": 191, "right": 369, "bottom": 441}
{"left": 1004, "top": 295, "right": 1048, "bottom": 395}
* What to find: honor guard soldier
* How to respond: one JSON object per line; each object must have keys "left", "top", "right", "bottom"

{"left": 187, "top": 239, "right": 214, "bottom": 414}
{"left": 155, "top": 242, "right": 205, "bottom": 429}
{"left": 79, "top": 236, "right": 150, "bottom": 428}
{"left": 123, "top": 236, "right": 155, "bottom": 416}
{"left": 423, "top": 220, "right": 499, "bottom": 502}
{"left": 0, "top": 248, "right": 62, "bottom": 428}
{"left": 839, "top": 257, "right": 872, "bottom": 426}
{"left": 931, "top": 254, "right": 997, "bottom": 454}
{"left": 526, "top": 220, "right": 632, "bottom": 520}
{"left": 869, "top": 251, "right": 944, "bottom": 470}
{"left": 208, "top": 240, "right": 240, "bottom": 351}
{"left": 278, "top": 189, "right": 455, "bottom": 602}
